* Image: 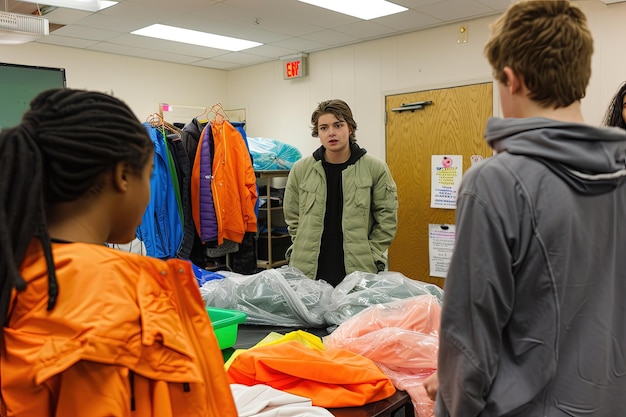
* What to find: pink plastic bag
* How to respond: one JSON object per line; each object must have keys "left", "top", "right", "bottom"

{"left": 323, "top": 295, "right": 440, "bottom": 417}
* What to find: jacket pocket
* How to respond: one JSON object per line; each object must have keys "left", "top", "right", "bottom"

{"left": 383, "top": 183, "right": 399, "bottom": 210}
{"left": 354, "top": 176, "right": 373, "bottom": 210}
{"left": 299, "top": 183, "right": 317, "bottom": 215}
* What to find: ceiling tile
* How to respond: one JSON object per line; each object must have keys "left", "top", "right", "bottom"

{"left": 190, "top": 2, "right": 325, "bottom": 37}
{"left": 300, "top": 29, "right": 359, "bottom": 46}
{"left": 393, "top": 0, "right": 447, "bottom": 7}
{"left": 476, "top": 0, "right": 515, "bottom": 11}
{"left": 36, "top": 34, "right": 100, "bottom": 48}
{"left": 88, "top": 42, "right": 203, "bottom": 64}
{"left": 225, "top": 0, "right": 361, "bottom": 28}
{"left": 417, "top": 0, "right": 495, "bottom": 21}
{"left": 270, "top": 37, "right": 328, "bottom": 52}
{"left": 52, "top": 25, "right": 124, "bottom": 41}
{"left": 39, "top": 7, "right": 91, "bottom": 25}
{"left": 244, "top": 43, "right": 301, "bottom": 59}
{"left": 161, "top": 13, "right": 290, "bottom": 44}
{"left": 64, "top": 14, "right": 152, "bottom": 33}
{"left": 122, "top": 0, "right": 220, "bottom": 13}
{"left": 334, "top": 21, "right": 399, "bottom": 39}
{"left": 374, "top": 9, "right": 443, "bottom": 31}
{"left": 210, "top": 52, "right": 274, "bottom": 65}
{"left": 192, "top": 58, "right": 241, "bottom": 70}
{"left": 107, "top": 34, "right": 230, "bottom": 59}
{"left": 10, "top": 0, "right": 512, "bottom": 70}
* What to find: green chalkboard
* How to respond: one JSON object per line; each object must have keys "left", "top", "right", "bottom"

{"left": 0, "top": 62, "right": 66, "bottom": 130}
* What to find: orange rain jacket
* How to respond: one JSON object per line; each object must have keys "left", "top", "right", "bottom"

{"left": 191, "top": 121, "right": 257, "bottom": 246}
{"left": 211, "top": 120, "right": 258, "bottom": 245}
{"left": 2, "top": 241, "right": 237, "bottom": 417}
{"left": 227, "top": 340, "right": 396, "bottom": 408}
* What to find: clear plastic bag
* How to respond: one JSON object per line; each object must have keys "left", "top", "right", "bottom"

{"left": 248, "top": 136, "right": 302, "bottom": 171}
{"left": 200, "top": 267, "right": 333, "bottom": 327}
{"left": 324, "top": 270, "right": 444, "bottom": 326}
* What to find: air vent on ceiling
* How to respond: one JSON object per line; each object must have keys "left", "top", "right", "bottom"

{"left": 0, "top": 11, "right": 49, "bottom": 44}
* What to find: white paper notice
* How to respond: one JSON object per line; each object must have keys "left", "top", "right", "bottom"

{"left": 429, "top": 224, "right": 456, "bottom": 278}
{"left": 431, "top": 155, "right": 463, "bottom": 209}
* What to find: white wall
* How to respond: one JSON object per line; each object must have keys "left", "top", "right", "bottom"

{"left": 1, "top": 0, "right": 625, "bottom": 160}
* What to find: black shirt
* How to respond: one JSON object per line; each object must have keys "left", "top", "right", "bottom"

{"left": 316, "top": 159, "right": 349, "bottom": 286}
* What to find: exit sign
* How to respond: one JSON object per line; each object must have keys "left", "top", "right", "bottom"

{"left": 281, "top": 53, "right": 308, "bottom": 80}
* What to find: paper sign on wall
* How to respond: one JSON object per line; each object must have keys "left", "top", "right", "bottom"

{"left": 431, "top": 155, "right": 463, "bottom": 209}
{"left": 428, "top": 224, "right": 456, "bottom": 278}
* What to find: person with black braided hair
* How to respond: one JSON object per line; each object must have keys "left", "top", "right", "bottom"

{"left": 0, "top": 89, "right": 237, "bottom": 417}
{"left": 602, "top": 81, "right": 626, "bottom": 130}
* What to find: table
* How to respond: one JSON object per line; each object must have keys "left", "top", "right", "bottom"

{"left": 227, "top": 324, "right": 416, "bottom": 417}
{"left": 328, "top": 390, "right": 414, "bottom": 417}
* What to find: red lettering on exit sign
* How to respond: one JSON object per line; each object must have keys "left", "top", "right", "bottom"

{"left": 281, "top": 54, "right": 308, "bottom": 80}
{"left": 285, "top": 60, "right": 301, "bottom": 78}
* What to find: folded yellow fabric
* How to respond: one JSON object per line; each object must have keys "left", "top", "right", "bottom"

{"left": 254, "top": 330, "right": 326, "bottom": 350}
{"left": 224, "top": 330, "right": 325, "bottom": 371}
{"left": 226, "top": 340, "right": 396, "bottom": 407}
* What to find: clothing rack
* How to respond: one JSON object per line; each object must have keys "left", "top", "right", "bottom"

{"left": 158, "top": 103, "right": 246, "bottom": 126}
{"left": 146, "top": 112, "right": 182, "bottom": 134}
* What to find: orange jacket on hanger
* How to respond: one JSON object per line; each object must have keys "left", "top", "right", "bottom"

{"left": 2, "top": 241, "right": 237, "bottom": 417}
{"left": 211, "top": 120, "right": 257, "bottom": 245}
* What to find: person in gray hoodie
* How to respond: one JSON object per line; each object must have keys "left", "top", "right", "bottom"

{"left": 435, "top": 1, "right": 626, "bottom": 416}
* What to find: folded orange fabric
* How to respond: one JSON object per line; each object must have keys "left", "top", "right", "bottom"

{"left": 226, "top": 340, "right": 396, "bottom": 408}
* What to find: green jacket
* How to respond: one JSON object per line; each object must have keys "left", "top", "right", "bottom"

{"left": 283, "top": 145, "right": 398, "bottom": 280}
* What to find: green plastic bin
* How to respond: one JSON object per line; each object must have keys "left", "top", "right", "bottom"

{"left": 206, "top": 307, "right": 247, "bottom": 350}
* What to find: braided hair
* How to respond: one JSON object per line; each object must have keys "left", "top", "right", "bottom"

{"left": 603, "top": 81, "right": 626, "bottom": 130}
{"left": 0, "top": 88, "right": 153, "bottom": 330}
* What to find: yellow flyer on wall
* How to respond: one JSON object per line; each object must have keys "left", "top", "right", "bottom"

{"left": 431, "top": 155, "right": 463, "bottom": 209}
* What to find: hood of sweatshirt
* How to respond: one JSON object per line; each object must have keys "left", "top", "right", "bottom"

{"left": 485, "top": 117, "right": 626, "bottom": 195}
{"left": 312, "top": 142, "right": 367, "bottom": 165}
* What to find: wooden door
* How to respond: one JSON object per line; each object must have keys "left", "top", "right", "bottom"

{"left": 385, "top": 83, "right": 493, "bottom": 288}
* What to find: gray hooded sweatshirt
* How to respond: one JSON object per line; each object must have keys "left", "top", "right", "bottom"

{"left": 436, "top": 117, "right": 626, "bottom": 417}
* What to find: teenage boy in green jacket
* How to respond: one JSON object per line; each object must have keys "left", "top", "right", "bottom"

{"left": 283, "top": 99, "right": 398, "bottom": 286}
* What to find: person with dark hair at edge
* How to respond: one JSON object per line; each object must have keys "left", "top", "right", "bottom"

{"left": 0, "top": 89, "right": 236, "bottom": 416}
{"left": 283, "top": 99, "right": 398, "bottom": 286}
{"left": 602, "top": 81, "right": 626, "bottom": 130}
{"left": 433, "top": 1, "right": 626, "bottom": 416}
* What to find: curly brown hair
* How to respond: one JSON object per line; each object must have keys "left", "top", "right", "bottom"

{"left": 484, "top": 0, "right": 593, "bottom": 109}
{"left": 310, "top": 99, "right": 358, "bottom": 143}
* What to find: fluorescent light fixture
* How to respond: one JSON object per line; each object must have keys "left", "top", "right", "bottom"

{"left": 19, "top": 0, "right": 117, "bottom": 12}
{"left": 299, "top": 0, "right": 407, "bottom": 20}
{"left": 132, "top": 24, "right": 262, "bottom": 52}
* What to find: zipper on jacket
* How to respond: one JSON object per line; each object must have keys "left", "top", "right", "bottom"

{"left": 129, "top": 370, "right": 136, "bottom": 411}
{"left": 183, "top": 382, "right": 191, "bottom": 392}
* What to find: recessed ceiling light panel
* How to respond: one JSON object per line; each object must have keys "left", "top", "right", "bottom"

{"left": 298, "top": 0, "right": 407, "bottom": 20}
{"left": 132, "top": 24, "right": 263, "bottom": 52}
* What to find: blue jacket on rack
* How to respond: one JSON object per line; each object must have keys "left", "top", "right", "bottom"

{"left": 137, "top": 123, "right": 183, "bottom": 259}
